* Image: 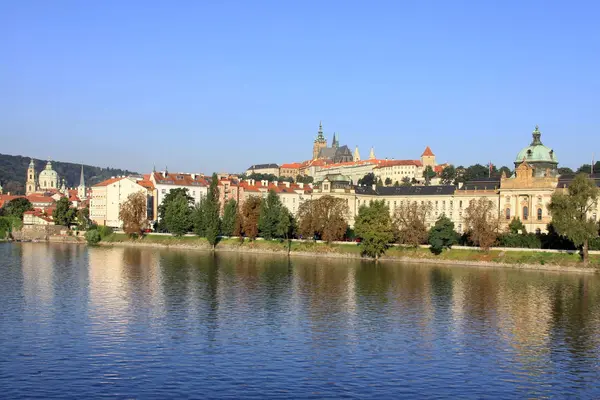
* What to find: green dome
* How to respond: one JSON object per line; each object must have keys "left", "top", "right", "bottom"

{"left": 515, "top": 126, "right": 558, "bottom": 165}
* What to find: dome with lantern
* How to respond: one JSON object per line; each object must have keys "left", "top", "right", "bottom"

{"left": 514, "top": 126, "right": 558, "bottom": 177}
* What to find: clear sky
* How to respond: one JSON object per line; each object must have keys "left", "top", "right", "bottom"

{"left": 1, "top": 0, "right": 599, "bottom": 174}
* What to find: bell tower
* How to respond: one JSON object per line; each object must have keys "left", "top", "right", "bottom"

{"left": 26, "top": 159, "right": 37, "bottom": 195}
{"left": 312, "top": 121, "right": 327, "bottom": 160}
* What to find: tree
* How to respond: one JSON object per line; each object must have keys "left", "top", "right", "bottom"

{"left": 296, "top": 175, "right": 314, "bottom": 184}
{"left": 276, "top": 207, "right": 295, "bottom": 240}
{"left": 461, "top": 164, "right": 489, "bottom": 182}
{"left": 77, "top": 207, "right": 92, "bottom": 230}
{"left": 164, "top": 194, "right": 192, "bottom": 236}
{"left": 296, "top": 195, "right": 349, "bottom": 242}
{"left": 3, "top": 198, "right": 32, "bottom": 220}
{"left": 85, "top": 229, "right": 101, "bottom": 245}
{"left": 53, "top": 197, "right": 76, "bottom": 226}
{"left": 428, "top": 215, "right": 458, "bottom": 255}
{"left": 157, "top": 188, "right": 194, "bottom": 232}
{"left": 240, "top": 196, "right": 262, "bottom": 240}
{"left": 357, "top": 173, "right": 376, "bottom": 187}
{"left": 400, "top": 176, "right": 412, "bottom": 187}
{"left": 384, "top": 177, "right": 392, "bottom": 186}
{"left": 558, "top": 167, "right": 575, "bottom": 175}
{"left": 508, "top": 217, "right": 526, "bottom": 234}
{"left": 221, "top": 199, "right": 238, "bottom": 236}
{"left": 423, "top": 166, "right": 436, "bottom": 185}
{"left": 204, "top": 173, "right": 221, "bottom": 248}
{"left": 258, "top": 190, "right": 285, "bottom": 239}
{"left": 463, "top": 197, "right": 499, "bottom": 251}
{"left": 119, "top": 191, "right": 148, "bottom": 237}
{"left": 548, "top": 174, "right": 599, "bottom": 264}
{"left": 393, "top": 201, "right": 431, "bottom": 246}
{"left": 440, "top": 165, "right": 456, "bottom": 185}
{"left": 497, "top": 166, "right": 512, "bottom": 178}
{"left": 394, "top": 181, "right": 400, "bottom": 187}
{"left": 576, "top": 162, "right": 600, "bottom": 174}
{"left": 354, "top": 200, "right": 394, "bottom": 259}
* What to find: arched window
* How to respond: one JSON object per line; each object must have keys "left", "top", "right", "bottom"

{"left": 505, "top": 208, "right": 511, "bottom": 220}
{"left": 523, "top": 206, "right": 529, "bottom": 220}
{"left": 537, "top": 208, "right": 542, "bottom": 221}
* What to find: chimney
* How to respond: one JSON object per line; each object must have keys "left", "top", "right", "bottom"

{"left": 284, "top": 181, "right": 290, "bottom": 188}
{"left": 191, "top": 174, "right": 196, "bottom": 180}
{"left": 298, "top": 182, "right": 304, "bottom": 189}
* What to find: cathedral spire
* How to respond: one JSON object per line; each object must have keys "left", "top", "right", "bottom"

{"left": 353, "top": 146, "right": 361, "bottom": 162}
{"left": 369, "top": 147, "right": 376, "bottom": 160}
{"left": 316, "top": 121, "right": 325, "bottom": 142}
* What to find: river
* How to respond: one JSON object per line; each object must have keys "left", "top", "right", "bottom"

{"left": 1, "top": 243, "right": 599, "bottom": 399}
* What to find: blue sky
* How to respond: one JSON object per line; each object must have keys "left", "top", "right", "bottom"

{"left": 1, "top": 0, "right": 599, "bottom": 173}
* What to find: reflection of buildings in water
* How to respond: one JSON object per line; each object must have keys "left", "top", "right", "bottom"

{"left": 20, "top": 243, "right": 55, "bottom": 305}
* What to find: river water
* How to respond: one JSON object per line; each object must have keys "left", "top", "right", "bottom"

{"left": 1, "top": 243, "right": 599, "bottom": 399}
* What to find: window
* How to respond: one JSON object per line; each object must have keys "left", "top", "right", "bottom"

{"left": 537, "top": 208, "right": 542, "bottom": 221}
{"left": 459, "top": 201, "right": 463, "bottom": 208}
{"left": 523, "top": 206, "right": 529, "bottom": 220}
{"left": 536, "top": 228, "right": 541, "bottom": 235}
{"left": 506, "top": 208, "right": 511, "bottom": 220}
{"left": 593, "top": 213, "right": 597, "bottom": 221}
{"left": 161, "top": 189, "right": 166, "bottom": 194}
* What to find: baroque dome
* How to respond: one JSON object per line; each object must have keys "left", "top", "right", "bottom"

{"left": 39, "top": 161, "right": 58, "bottom": 179}
{"left": 515, "top": 126, "right": 558, "bottom": 165}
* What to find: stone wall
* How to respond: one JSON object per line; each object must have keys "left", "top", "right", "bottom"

{"left": 12, "top": 225, "right": 70, "bottom": 241}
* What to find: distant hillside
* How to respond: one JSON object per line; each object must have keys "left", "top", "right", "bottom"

{"left": 0, "top": 153, "right": 139, "bottom": 195}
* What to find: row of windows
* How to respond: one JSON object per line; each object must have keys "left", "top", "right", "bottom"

{"left": 505, "top": 207, "right": 543, "bottom": 221}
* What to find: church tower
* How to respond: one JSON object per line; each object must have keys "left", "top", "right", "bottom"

{"left": 353, "top": 146, "right": 361, "bottom": 162}
{"left": 78, "top": 165, "right": 87, "bottom": 200}
{"left": 312, "top": 121, "right": 327, "bottom": 160}
{"left": 26, "top": 159, "right": 37, "bottom": 195}
{"left": 369, "top": 147, "right": 376, "bottom": 160}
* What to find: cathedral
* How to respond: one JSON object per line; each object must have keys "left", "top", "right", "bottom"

{"left": 25, "top": 159, "right": 87, "bottom": 199}
{"left": 312, "top": 122, "right": 355, "bottom": 163}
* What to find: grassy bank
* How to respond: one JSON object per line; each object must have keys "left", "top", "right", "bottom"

{"left": 98, "top": 233, "right": 600, "bottom": 270}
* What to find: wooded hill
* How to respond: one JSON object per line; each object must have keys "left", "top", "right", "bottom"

{"left": 0, "top": 153, "right": 139, "bottom": 195}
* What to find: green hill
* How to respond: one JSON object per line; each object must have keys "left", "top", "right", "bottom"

{"left": 0, "top": 153, "right": 139, "bottom": 195}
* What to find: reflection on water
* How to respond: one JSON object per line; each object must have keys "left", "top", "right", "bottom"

{"left": 1, "top": 243, "right": 600, "bottom": 398}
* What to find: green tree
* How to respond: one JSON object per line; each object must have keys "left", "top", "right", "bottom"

{"left": 354, "top": 200, "right": 395, "bottom": 260}
{"left": 164, "top": 194, "right": 192, "bottom": 236}
{"left": 258, "top": 190, "right": 286, "bottom": 239}
{"left": 384, "top": 177, "right": 392, "bottom": 186}
{"left": 423, "top": 166, "right": 436, "bottom": 185}
{"left": 576, "top": 162, "right": 600, "bottom": 174}
{"left": 393, "top": 180, "right": 400, "bottom": 187}
{"left": 428, "top": 215, "right": 458, "bottom": 255}
{"left": 157, "top": 188, "right": 194, "bottom": 232}
{"left": 508, "top": 217, "right": 526, "bottom": 234}
{"left": 440, "top": 165, "right": 456, "bottom": 185}
{"left": 296, "top": 175, "right": 314, "bottom": 184}
{"left": 558, "top": 167, "right": 575, "bottom": 175}
{"left": 53, "top": 197, "right": 76, "bottom": 226}
{"left": 498, "top": 166, "right": 512, "bottom": 177}
{"left": 3, "top": 198, "right": 33, "bottom": 220}
{"left": 77, "top": 207, "right": 92, "bottom": 230}
{"left": 221, "top": 199, "right": 238, "bottom": 236}
{"left": 548, "top": 174, "right": 599, "bottom": 264}
{"left": 85, "top": 229, "right": 101, "bottom": 245}
{"left": 191, "top": 200, "right": 208, "bottom": 236}
{"left": 400, "top": 176, "right": 412, "bottom": 187}
{"left": 357, "top": 173, "right": 376, "bottom": 186}
{"left": 204, "top": 173, "right": 221, "bottom": 248}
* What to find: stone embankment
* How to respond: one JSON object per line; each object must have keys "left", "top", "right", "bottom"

{"left": 11, "top": 225, "right": 85, "bottom": 244}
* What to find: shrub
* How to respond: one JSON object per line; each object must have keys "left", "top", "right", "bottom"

{"left": 85, "top": 229, "right": 101, "bottom": 245}
{"left": 498, "top": 233, "right": 541, "bottom": 249}
{"left": 97, "top": 226, "right": 114, "bottom": 239}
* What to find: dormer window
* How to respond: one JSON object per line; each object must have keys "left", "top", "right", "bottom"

{"left": 527, "top": 149, "right": 532, "bottom": 156}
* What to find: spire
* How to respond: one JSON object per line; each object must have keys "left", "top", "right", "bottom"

{"left": 332, "top": 132, "right": 337, "bottom": 148}
{"left": 369, "top": 147, "right": 375, "bottom": 160}
{"left": 353, "top": 146, "right": 361, "bottom": 162}
{"left": 29, "top": 158, "right": 35, "bottom": 168}
{"left": 316, "top": 121, "right": 325, "bottom": 142}
{"left": 79, "top": 165, "right": 85, "bottom": 187}
{"left": 531, "top": 125, "right": 542, "bottom": 145}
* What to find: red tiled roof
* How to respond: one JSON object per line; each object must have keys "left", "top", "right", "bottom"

{"left": 94, "top": 177, "right": 125, "bottom": 187}
{"left": 422, "top": 146, "right": 435, "bottom": 157}
{"left": 24, "top": 210, "right": 54, "bottom": 223}
{"left": 137, "top": 180, "right": 154, "bottom": 190}
{"left": 280, "top": 162, "right": 302, "bottom": 169}
{"left": 151, "top": 172, "right": 208, "bottom": 187}
{"left": 27, "top": 195, "right": 55, "bottom": 204}
{"left": 373, "top": 160, "right": 422, "bottom": 169}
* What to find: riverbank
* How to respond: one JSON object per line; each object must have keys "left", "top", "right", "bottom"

{"left": 97, "top": 234, "right": 600, "bottom": 274}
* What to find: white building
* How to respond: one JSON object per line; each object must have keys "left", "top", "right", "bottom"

{"left": 90, "top": 176, "right": 154, "bottom": 228}
{"left": 150, "top": 170, "right": 209, "bottom": 210}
